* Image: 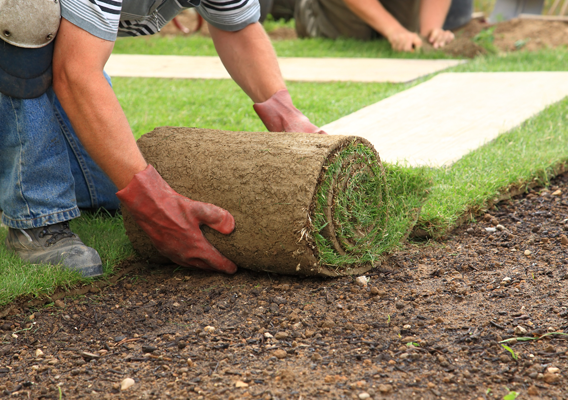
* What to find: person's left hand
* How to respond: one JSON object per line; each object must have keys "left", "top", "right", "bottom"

{"left": 427, "top": 28, "right": 455, "bottom": 48}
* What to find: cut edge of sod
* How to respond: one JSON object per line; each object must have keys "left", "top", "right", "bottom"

{"left": 414, "top": 95, "right": 568, "bottom": 238}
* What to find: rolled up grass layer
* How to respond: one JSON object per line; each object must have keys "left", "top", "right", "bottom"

{"left": 123, "top": 127, "right": 421, "bottom": 276}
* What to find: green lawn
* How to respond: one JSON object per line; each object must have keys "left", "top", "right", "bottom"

{"left": 2, "top": 27, "right": 568, "bottom": 308}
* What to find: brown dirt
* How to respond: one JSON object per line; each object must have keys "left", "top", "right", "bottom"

{"left": 423, "top": 17, "right": 568, "bottom": 58}
{"left": 123, "top": 127, "right": 383, "bottom": 277}
{"left": 4, "top": 170, "right": 568, "bottom": 398}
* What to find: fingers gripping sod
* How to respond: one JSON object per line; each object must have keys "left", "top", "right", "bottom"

{"left": 116, "top": 165, "right": 237, "bottom": 274}
{"left": 253, "top": 89, "right": 327, "bottom": 134}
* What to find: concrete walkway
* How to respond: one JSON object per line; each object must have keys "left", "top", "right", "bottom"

{"left": 106, "top": 54, "right": 464, "bottom": 83}
{"left": 323, "top": 72, "right": 568, "bottom": 166}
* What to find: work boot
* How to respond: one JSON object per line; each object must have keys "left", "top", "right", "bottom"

{"left": 5, "top": 222, "right": 103, "bottom": 277}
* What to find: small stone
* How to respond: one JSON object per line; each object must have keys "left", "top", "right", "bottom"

{"left": 292, "top": 322, "right": 302, "bottom": 331}
{"left": 120, "top": 378, "right": 135, "bottom": 391}
{"left": 524, "top": 250, "right": 532, "bottom": 256}
{"left": 355, "top": 276, "right": 368, "bottom": 287}
{"left": 172, "top": 302, "right": 181, "bottom": 307}
{"left": 546, "top": 367, "right": 560, "bottom": 374}
{"left": 264, "top": 332, "right": 273, "bottom": 338}
{"left": 274, "top": 332, "right": 289, "bottom": 340}
{"left": 311, "top": 353, "right": 323, "bottom": 362}
{"left": 273, "top": 349, "right": 287, "bottom": 359}
{"left": 499, "top": 354, "right": 510, "bottom": 363}
{"left": 561, "top": 235, "right": 568, "bottom": 246}
{"left": 358, "top": 392, "right": 370, "bottom": 399}
{"left": 203, "top": 326, "right": 215, "bottom": 333}
{"left": 322, "top": 319, "right": 335, "bottom": 328}
{"left": 543, "top": 373, "right": 560, "bottom": 383}
{"left": 552, "top": 189, "right": 562, "bottom": 196}
{"left": 403, "top": 324, "right": 411, "bottom": 330}
{"left": 514, "top": 326, "right": 528, "bottom": 335}
{"left": 235, "top": 380, "right": 248, "bottom": 388}
{"left": 485, "top": 227, "right": 496, "bottom": 233}
{"left": 370, "top": 287, "right": 380, "bottom": 296}
{"left": 187, "top": 358, "right": 195, "bottom": 367}
{"left": 435, "top": 317, "right": 445, "bottom": 324}
{"left": 544, "top": 344, "right": 556, "bottom": 353}
{"left": 35, "top": 349, "right": 44, "bottom": 358}
{"left": 496, "top": 224, "right": 505, "bottom": 231}
{"left": 54, "top": 300, "right": 65, "bottom": 308}
{"left": 114, "top": 335, "right": 126, "bottom": 342}
{"left": 527, "top": 385, "right": 539, "bottom": 396}
{"left": 377, "top": 384, "right": 393, "bottom": 394}
{"left": 395, "top": 302, "right": 405, "bottom": 310}
{"left": 141, "top": 346, "right": 157, "bottom": 354}
{"left": 401, "top": 336, "right": 416, "bottom": 343}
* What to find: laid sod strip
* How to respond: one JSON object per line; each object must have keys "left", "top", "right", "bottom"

{"left": 123, "top": 127, "right": 427, "bottom": 276}
{"left": 0, "top": 213, "right": 133, "bottom": 308}
{"left": 106, "top": 54, "right": 464, "bottom": 83}
{"left": 417, "top": 96, "right": 568, "bottom": 237}
{"left": 112, "top": 35, "right": 453, "bottom": 59}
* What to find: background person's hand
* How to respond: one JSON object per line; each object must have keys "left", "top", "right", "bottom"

{"left": 427, "top": 28, "right": 455, "bottom": 48}
{"left": 386, "top": 27, "right": 423, "bottom": 52}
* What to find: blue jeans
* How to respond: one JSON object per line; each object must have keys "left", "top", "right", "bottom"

{"left": 0, "top": 73, "right": 120, "bottom": 229}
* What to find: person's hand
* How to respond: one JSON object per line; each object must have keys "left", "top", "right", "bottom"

{"left": 386, "top": 27, "right": 422, "bottom": 52}
{"left": 253, "top": 89, "right": 327, "bottom": 134}
{"left": 427, "top": 28, "right": 455, "bottom": 49}
{"left": 117, "top": 165, "right": 237, "bottom": 274}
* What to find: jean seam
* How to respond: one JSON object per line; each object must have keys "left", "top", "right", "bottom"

{"left": 9, "top": 97, "right": 33, "bottom": 219}
{"left": 53, "top": 105, "right": 99, "bottom": 209}
{"left": 2, "top": 206, "right": 81, "bottom": 229}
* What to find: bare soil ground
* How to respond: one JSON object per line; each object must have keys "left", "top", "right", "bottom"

{"left": 3, "top": 170, "right": 568, "bottom": 398}
{"left": 159, "top": 11, "right": 568, "bottom": 58}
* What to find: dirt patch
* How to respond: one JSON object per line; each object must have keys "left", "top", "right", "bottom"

{"left": 4, "top": 170, "right": 568, "bottom": 398}
{"left": 425, "top": 17, "right": 568, "bottom": 57}
{"left": 124, "top": 127, "right": 389, "bottom": 277}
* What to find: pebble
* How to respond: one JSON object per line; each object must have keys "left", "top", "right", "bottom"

{"left": 496, "top": 224, "right": 505, "bottom": 231}
{"left": 514, "top": 325, "right": 528, "bottom": 335}
{"left": 546, "top": 367, "right": 560, "bottom": 374}
{"left": 311, "top": 353, "right": 323, "bottom": 362}
{"left": 54, "top": 300, "right": 65, "bottom": 308}
{"left": 543, "top": 372, "right": 560, "bottom": 383}
{"left": 274, "top": 332, "right": 289, "bottom": 340}
{"left": 395, "top": 302, "right": 405, "bottom": 310}
{"left": 544, "top": 344, "right": 556, "bottom": 353}
{"left": 377, "top": 384, "right": 393, "bottom": 394}
{"left": 114, "top": 335, "right": 126, "bottom": 342}
{"left": 322, "top": 319, "right": 335, "bottom": 328}
{"left": 35, "top": 349, "right": 44, "bottom": 358}
{"left": 370, "top": 287, "right": 380, "bottom": 296}
{"left": 355, "top": 276, "right": 368, "bottom": 287}
{"left": 527, "top": 385, "right": 539, "bottom": 396}
{"left": 264, "top": 332, "right": 273, "bottom": 339}
{"left": 485, "top": 227, "right": 496, "bottom": 233}
{"left": 499, "top": 354, "right": 510, "bottom": 363}
{"left": 524, "top": 250, "right": 532, "bottom": 256}
{"left": 273, "top": 349, "right": 287, "bottom": 359}
{"left": 552, "top": 189, "right": 562, "bottom": 196}
{"left": 561, "top": 235, "right": 568, "bottom": 246}
{"left": 235, "top": 380, "right": 248, "bottom": 388}
{"left": 292, "top": 322, "right": 302, "bottom": 330}
{"left": 120, "top": 378, "right": 135, "bottom": 391}
{"left": 358, "top": 393, "right": 370, "bottom": 399}
{"left": 204, "top": 326, "right": 215, "bottom": 333}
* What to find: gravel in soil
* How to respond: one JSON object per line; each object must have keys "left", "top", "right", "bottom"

{"left": 4, "top": 173, "right": 568, "bottom": 399}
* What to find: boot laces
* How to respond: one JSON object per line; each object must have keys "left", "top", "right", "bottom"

{"left": 38, "top": 222, "right": 76, "bottom": 246}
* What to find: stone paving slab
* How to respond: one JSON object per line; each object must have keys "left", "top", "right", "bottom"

{"left": 322, "top": 72, "right": 568, "bottom": 166}
{"left": 106, "top": 54, "right": 464, "bottom": 83}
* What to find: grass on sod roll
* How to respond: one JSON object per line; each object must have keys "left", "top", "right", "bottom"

{"left": 312, "top": 142, "right": 431, "bottom": 269}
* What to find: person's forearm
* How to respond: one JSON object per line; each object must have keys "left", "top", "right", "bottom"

{"left": 420, "top": 0, "right": 451, "bottom": 36}
{"left": 208, "top": 22, "right": 285, "bottom": 103}
{"left": 342, "top": 0, "right": 402, "bottom": 37}
{"left": 53, "top": 19, "right": 147, "bottom": 190}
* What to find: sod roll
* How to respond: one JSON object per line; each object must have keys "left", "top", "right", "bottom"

{"left": 123, "top": 127, "right": 390, "bottom": 277}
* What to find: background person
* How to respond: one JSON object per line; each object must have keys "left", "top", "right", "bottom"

{"left": 0, "top": 0, "right": 322, "bottom": 278}
{"left": 293, "top": 0, "right": 472, "bottom": 52}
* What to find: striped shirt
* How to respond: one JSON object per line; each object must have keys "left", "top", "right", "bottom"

{"left": 60, "top": 0, "right": 260, "bottom": 41}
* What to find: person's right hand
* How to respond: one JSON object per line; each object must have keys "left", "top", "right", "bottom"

{"left": 116, "top": 165, "right": 237, "bottom": 274}
{"left": 386, "top": 27, "right": 422, "bottom": 52}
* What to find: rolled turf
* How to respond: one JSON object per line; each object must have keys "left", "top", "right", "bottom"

{"left": 123, "top": 127, "right": 407, "bottom": 276}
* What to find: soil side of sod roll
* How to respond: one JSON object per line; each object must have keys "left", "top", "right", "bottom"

{"left": 123, "top": 127, "right": 389, "bottom": 277}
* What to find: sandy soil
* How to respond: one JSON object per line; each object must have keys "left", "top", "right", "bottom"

{"left": 3, "top": 171, "right": 568, "bottom": 399}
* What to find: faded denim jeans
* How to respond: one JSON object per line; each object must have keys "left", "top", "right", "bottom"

{"left": 0, "top": 73, "right": 120, "bottom": 229}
